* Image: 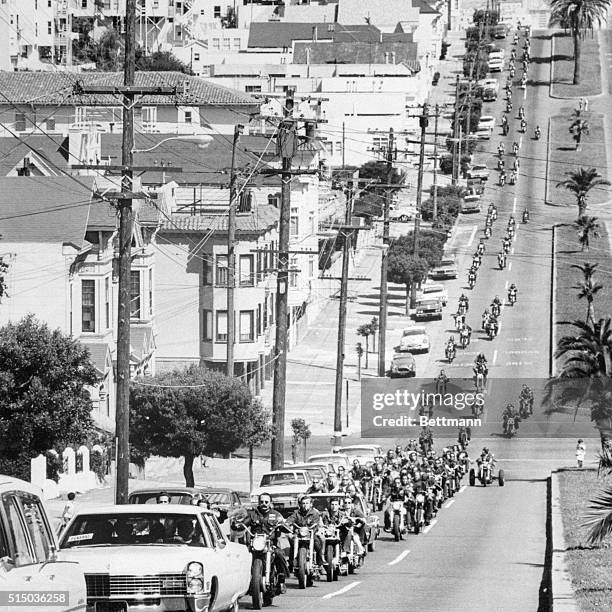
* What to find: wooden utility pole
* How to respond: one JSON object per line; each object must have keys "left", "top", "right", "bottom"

{"left": 452, "top": 75, "right": 460, "bottom": 185}
{"left": 410, "top": 103, "right": 429, "bottom": 309}
{"left": 226, "top": 123, "right": 244, "bottom": 377}
{"left": 432, "top": 104, "right": 439, "bottom": 221}
{"left": 271, "top": 89, "right": 295, "bottom": 470}
{"left": 332, "top": 180, "right": 354, "bottom": 449}
{"left": 377, "top": 129, "right": 394, "bottom": 377}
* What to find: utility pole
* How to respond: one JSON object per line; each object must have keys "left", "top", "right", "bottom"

{"left": 342, "top": 122, "right": 346, "bottom": 170}
{"left": 271, "top": 89, "right": 295, "bottom": 470}
{"left": 226, "top": 123, "right": 244, "bottom": 377}
{"left": 432, "top": 104, "right": 439, "bottom": 221}
{"left": 410, "top": 103, "right": 429, "bottom": 309}
{"left": 452, "top": 75, "right": 460, "bottom": 185}
{"left": 332, "top": 180, "right": 354, "bottom": 449}
{"left": 377, "top": 128, "right": 394, "bottom": 377}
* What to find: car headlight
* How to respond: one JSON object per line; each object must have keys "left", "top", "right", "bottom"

{"left": 186, "top": 562, "right": 205, "bottom": 594}
{"left": 187, "top": 577, "right": 204, "bottom": 594}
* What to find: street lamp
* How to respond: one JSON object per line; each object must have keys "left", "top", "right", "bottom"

{"left": 132, "top": 133, "right": 213, "bottom": 153}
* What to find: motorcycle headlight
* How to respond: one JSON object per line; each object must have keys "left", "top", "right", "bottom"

{"left": 252, "top": 534, "right": 267, "bottom": 552}
{"left": 298, "top": 526, "right": 310, "bottom": 538}
{"left": 392, "top": 501, "right": 403, "bottom": 510}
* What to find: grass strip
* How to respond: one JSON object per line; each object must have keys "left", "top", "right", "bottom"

{"left": 551, "top": 32, "right": 602, "bottom": 98}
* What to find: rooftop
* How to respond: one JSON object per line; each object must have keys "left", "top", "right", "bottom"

{"left": 0, "top": 135, "right": 71, "bottom": 177}
{"left": 0, "top": 71, "right": 258, "bottom": 106}
{"left": 293, "top": 41, "right": 419, "bottom": 67}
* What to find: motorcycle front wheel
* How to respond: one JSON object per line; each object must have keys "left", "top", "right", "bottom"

{"left": 250, "top": 558, "right": 265, "bottom": 610}
{"left": 325, "top": 544, "right": 334, "bottom": 582}
{"left": 392, "top": 515, "right": 402, "bottom": 542}
{"left": 297, "top": 547, "right": 307, "bottom": 589}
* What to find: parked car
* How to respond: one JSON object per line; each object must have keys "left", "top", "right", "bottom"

{"left": 478, "top": 115, "right": 496, "bottom": 130}
{"left": 466, "top": 164, "right": 490, "bottom": 181}
{"left": 414, "top": 297, "right": 443, "bottom": 321}
{"left": 389, "top": 352, "right": 417, "bottom": 377}
{"left": 59, "top": 504, "right": 250, "bottom": 612}
{"left": 461, "top": 193, "right": 482, "bottom": 213}
{"left": 339, "top": 445, "right": 384, "bottom": 466}
{"left": 416, "top": 282, "right": 448, "bottom": 306}
{"left": 307, "top": 453, "right": 351, "bottom": 472}
{"left": 310, "top": 493, "right": 380, "bottom": 552}
{"left": 482, "top": 87, "right": 498, "bottom": 102}
{"left": 478, "top": 78, "right": 499, "bottom": 91}
{"left": 0, "top": 476, "right": 87, "bottom": 612}
{"left": 489, "top": 59, "right": 504, "bottom": 72}
{"left": 399, "top": 325, "right": 430, "bottom": 353}
{"left": 250, "top": 470, "right": 312, "bottom": 515}
{"left": 429, "top": 256, "right": 458, "bottom": 279}
{"left": 285, "top": 463, "right": 328, "bottom": 483}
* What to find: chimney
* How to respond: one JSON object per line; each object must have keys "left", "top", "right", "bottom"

{"left": 312, "top": 25, "right": 318, "bottom": 42}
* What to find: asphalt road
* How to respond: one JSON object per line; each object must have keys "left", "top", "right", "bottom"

{"left": 248, "top": 29, "right": 599, "bottom": 612}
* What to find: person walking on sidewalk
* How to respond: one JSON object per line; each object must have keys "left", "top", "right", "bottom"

{"left": 62, "top": 491, "right": 76, "bottom": 526}
{"left": 576, "top": 439, "right": 586, "bottom": 468}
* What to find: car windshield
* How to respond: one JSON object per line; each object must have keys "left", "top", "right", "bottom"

{"left": 403, "top": 329, "right": 425, "bottom": 336}
{"left": 343, "top": 447, "right": 377, "bottom": 456}
{"left": 128, "top": 492, "right": 193, "bottom": 505}
{"left": 422, "top": 287, "right": 441, "bottom": 295}
{"left": 260, "top": 473, "right": 306, "bottom": 486}
{"left": 60, "top": 513, "right": 208, "bottom": 548}
{"left": 440, "top": 259, "right": 455, "bottom": 266}
{"left": 203, "top": 492, "right": 230, "bottom": 505}
{"left": 419, "top": 299, "right": 439, "bottom": 306}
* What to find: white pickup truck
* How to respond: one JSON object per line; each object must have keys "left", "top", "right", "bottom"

{"left": 416, "top": 282, "right": 448, "bottom": 306}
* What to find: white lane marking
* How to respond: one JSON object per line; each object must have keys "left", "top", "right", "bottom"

{"left": 509, "top": 262, "right": 513, "bottom": 271}
{"left": 519, "top": 135, "right": 523, "bottom": 148}
{"left": 504, "top": 280, "right": 509, "bottom": 290}
{"left": 467, "top": 225, "right": 477, "bottom": 247}
{"left": 423, "top": 519, "right": 437, "bottom": 534}
{"left": 322, "top": 581, "right": 361, "bottom": 600}
{"left": 444, "top": 499, "right": 456, "bottom": 509}
{"left": 513, "top": 196, "right": 517, "bottom": 213}
{"left": 523, "top": 88, "right": 527, "bottom": 100}
{"left": 460, "top": 485, "right": 467, "bottom": 493}
{"left": 493, "top": 349, "right": 498, "bottom": 365}
{"left": 511, "top": 247, "right": 515, "bottom": 255}
{"left": 498, "top": 321, "right": 503, "bottom": 334}
{"left": 388, "top": 550, "right": 411, "bottom": 566}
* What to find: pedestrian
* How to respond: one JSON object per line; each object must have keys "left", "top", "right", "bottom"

{"left": 583, "top": 98, "right": 589, "bottom": 111}
{"left": 576, "top": 439, "right": 586, "bottom": 468}
{"left": 578, "top": 97, "right": 584, "bottom": 112}
{"left": 62, "top": 491, "right": 76, "bottom": 526}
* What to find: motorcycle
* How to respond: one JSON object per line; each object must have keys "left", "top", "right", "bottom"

{"left": 518, "top": 107, "right": 524, "bottom": 120}
{"left": 477, "top": 242, "right": 485, "bottom": 256}
{"left": 522, "top": 209, "right": 529, "bottom": 223}
{"left": 498, "top": 254, "right": 506, "bottom": 269}
{"left": 503, "top": 122, "right": 509, "bottom": 136}
{"left": 292, "top": 527, "right": 318, "bottom": 589}
{"left": 491, "top": 301, "right": 501, "bottom": 317}
{"left": 391, "top": 500, "right": 408, "bottom": 542}
{"left": 412, "top": 492, "right": 426, "bottom": 534}
{"left": 458, "top": 450, "right": 470, "bottom": 474}
{"left": 458, "top": 301, "right": 468, "bottom": 315}
{"left": 468, "top": 275, "right": 476, "bottom": 290}
{"left": 520, "top": 119, "right": 527, "bottom": 133}
{"left": 484, "top": 226, "right": 492, "bottom": 239}
{"left": 322, "top": 525, "right": 342, "bottom": 582}
{"left": 519, "top": 395, "right": 534, "bottom": 418}
{"left": 497, "top": 158, "right": 505, "bottom": 171}
{"left": 534, "top": 128, "right": 541, "bottom": 140}
{"left": 487, "top": 322, "right": 498, "bottom": 339}
{"left": 509, "top": 171, "right": 516, "bottom": 185}
{"left": 370, "top": 475, "right": 384, "bottom": 511}
{"left": 339, "top": 517, "right": 364, "bottom": 575}
{"left": 512, "top": 143, "right": 519, "bottom": 156}
{"left": 246, "top": 527, "right": 284, "bottom": 609}
{"left": 445, "top": 344, "right": 457, "bottom": 363}
{"left": 459, "top": 329, "right": 470, "bottom": 349}
{"left": 503, "top": 414, "right": 519, "bottom": 438}
{"left": 508, "top": 290, "right": 517, "bottom": 305}
{"left": 503, "top": 240, "right": 511, "bottom": 254}
{"left": 499, "top": 172, "right": 506, "bottom": 187}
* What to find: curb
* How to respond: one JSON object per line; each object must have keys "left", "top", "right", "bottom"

{"left": 550, "top": 470, "right": 580, "bottom": 611}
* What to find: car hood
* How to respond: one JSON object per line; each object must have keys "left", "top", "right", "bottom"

{"left": 60, "top": 545, "right": 209, "bottom": 574}
{"left": 400, "top": 335, "right": 428, "bottom": 345}
{"left": 392, "top": 356, "right": 415, "bottom": 366}
{"left": 251, "top": 484, "right": 309, "bottom": 497}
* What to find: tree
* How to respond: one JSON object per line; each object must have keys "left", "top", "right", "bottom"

{"left": 549, "top": 0, "right": 609, "bottom": 84}
{"left": 556, "top": 167, "right": 610, "bottom": 220}
{"left": 574, "top": 215, "right": 600, "bottom": 250}
{"left": 95, "top": 29, "right": 124, "bottom": 71}
{"left": 0, "top": 236, "right": 8, "bottom": 302}
{"left": 546, "top": 317, "right": 612, "bottom": 448}
{"left": 572, "top": 262, "right": 602, "bottom": 324}
{"left": 0, "top": 315, "right": 96, "bottom": 479}
{"left": 290, "top": 418, "right": 311, "bottom": 463}
{"left": 356, "top": 323, "right": 373, "bottom": 368}
{"left": 136, "top": 50, "right": 193, "bottom": 74}
{"left": 568, "top": 111, "right": 590, "bottom": 150}
{"left": 370, "top": 316, "right": 379, "bottom": 352}
{"left": 387, "top": 248, "right": 429, "bottom": 314}
{"left": 129, "top": 365, "right": 270, "bottom": 487}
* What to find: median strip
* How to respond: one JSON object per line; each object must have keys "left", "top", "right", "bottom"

{"left": 388, "top": 550, "right": 411, "bottom": 566}
{"left": 322, "top": 581, "right": 361, "bottom": 600}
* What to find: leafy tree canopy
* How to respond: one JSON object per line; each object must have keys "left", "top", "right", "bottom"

{"left": 0, "top": 315, "right": 96, "bottom": 479}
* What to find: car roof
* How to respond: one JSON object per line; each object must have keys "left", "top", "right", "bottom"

{"left": 309, "top": 453, "right": 349, "bottom": 460}
{"left": 129, "top": 487, "right": 203, "bottom": 495}
{"left": 393, "top": 352, "right": 415, "bottom": 359}
{"left": 72, "top": 504, "right": 215, "bottom": 516}
{"left": 0, "top": 475, "right": 43, "bottom": 497}
{"left": 263, "top": 469, "right": 308, "bottom": 475}
{"left": 342, "top": 444, "right": 381, "bottom": 451}
{"left": 291, "top": 463, "right": 328, "bottom": 470}
{"left": 403, "top": 325, "right": 427, "bottom": 332}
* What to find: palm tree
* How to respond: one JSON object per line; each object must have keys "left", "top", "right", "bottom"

{"left": 574, "top": 215, "right": 600, "bottom": 250}
{"left": 583, "top": 485, "right": 612, "bottom": 545}
{"left": 568, "top": 114, "right": 590, "bottom": 150}
{"left": 572, "top": 262, "right": 602, "bottom": 323}
{"left": 546, "top": 317, "right": 612, "bottom": 448}
{"left": 549, "top": 0, "right": 610, "bottom": 84}
{"left": 556, "top": 167, "right": 611, "bottom": 220}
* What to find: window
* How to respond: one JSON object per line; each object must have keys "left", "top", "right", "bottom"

{"left": 239, "top": 255, "right": 254, "bottom": 286}
{"left": 142, "top": 106, "right": 157, "bottom": 130}
{"left": 214, "top": 5, "right": 221, "bottom": 18}
{"left": 130, "top": 270, "right": 141, "bottom": 318}
{"left": 203, "top": 259, "right": 212, "bottom": 285}
{"left": 289, "top": 257, "right": 298, "bottom": 288}
{"left": 257, "top": 304, "right": 262, "bottom": 336}
{"left": 216, "top": 311, "right": 228, "bottom": 342}
{"left": 148, "top": 268, "right": 153, "bottom": 316}
{"left": 15, "top": 112, "right": 25, "bottom": 131}
{"left": 3, "top": 496, "right": 34, "bottom": 566}
{"left": 245, "top": 85, "right": 261, "bottom": 93}
{"left": 263, "top": 299, "right": 268, "bottom": 331}
{"left": 18, "top": 495, "right": 52, "bottom": 563}
{"left": 47, "top": 21, "right": 52, "bottom": 35}
{"left": 222, "top": 39, "right": 230, "bottom": 50}
{"left": 183, "top": 110, "right": 192, "bottom": 124}
{"left": 105, "top": 277, "right": 110, "bottom": 329}
{"left": 290, "top": 207, "right": 299, "bottom": 236}
{"left": 212, "top": 38, "right": 220, "bottom": 50}
{"left": 74, "top": 106, "right": 87, "bottom": 126}
{"left": 46, "top": 117, "right": 55, "bottom": 131}
{"left": 204, "top": 515, "right": 226, "bottom": 548}
{"left": 200, "top": 9, "right": 205, "bottom": 15}
{"left": 81, "top": 0, "right": 88, "bottom": 7}
{"left": 35, "top": 23, "right": 38, "bottom": 36}
{"left": 203, "top": 309, "right": 212, "bottom": 341}
{"left": 82, "top": 280, "right": 96, "bottom": 333}
{"left": 215, "top": 255, "right": 228, "bottom": 286}
{"left": 194, "top": 52, "right": 200, "bottom": 61}
{"left": 309, "top": 256, "right": 315, "bottom": 278}
{"left": 233, "top": 38, "right": 241, "bottom": 50}
{"left": 308, "top": 211, "right": 315, "bottom": 235}
{"left": 239, "top": 310, "right": 254, "bottom": 342}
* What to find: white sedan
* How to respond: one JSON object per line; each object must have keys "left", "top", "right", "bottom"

{"left": 59, "top": 504, "right": 250, "bottom": 612}
{"left": 398, "top": 325, "right": 430, "bottom": 353}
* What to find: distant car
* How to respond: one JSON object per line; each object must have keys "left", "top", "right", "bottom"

{"left": 416, "top": 282, "right": 448, "bottom": 306}
{"left": 307, "top": 453, "right": 351, "bottom": 472}
{"left": 340, "top": 445, "right": 384, "bottom": 466}
{"left": 461, "top": 193, "right": 482, "bottom": 213}
{"left": 390, "top": 207, "right": 417, "bottom": 222}
{"left": 474, "top": 128, "right": 491, "bottom": 140}
{"left": 285, "top": 463, "right": 328, "bottom": 482}
{"left": 478, "top": 78, "right": 498, "bottom": 90}
{"left": 250, "top": 469, "right": 312, "bottom": 515}
{"left": 414, "top": 297, "right": 443, "bottom": 321}
{"left": 489, "top": 60, "right": 504, "bottom": 72}
{"left": 429, "top": 256, "right": 458, "bottom": 280}
{"left": 389, "top": 352, "right": 417, "bottom": 377}
{"left": 478, "top": 115, "right": 495, "bottom": 130}
{"left": 399, "top": 325, "right": 430, "bottom": 353}
{"left": 59, "top": 504, "right": 250, "bottom": 612}
{"left": 0, "top": 476, "right": 87, "bottom": 612}
{"left": 466, "top": 164, "right": 490, "bottom": 181}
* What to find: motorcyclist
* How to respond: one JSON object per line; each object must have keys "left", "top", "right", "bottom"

{"left": 436, "top": 369, "right": 449, "bottom": 394}
{"left": 513, "top": 157, "right": 520, "bottom": 171}
{"left": 518, "top": 106, "right": 525, "bottom": 120}
{"left": 520, "top": 383, "right": 534, "bottom": 405}
{"left": 486, "top": 315, "right": 499, "bottom": 338}
{"left": 468, "top": 269, "right": 477, "bottom": 285}
{"left": 482, "top": 308, "right": 491, "bottom": 329}
{"left": 503, "top": 403, "right": 520, "bottom": 433}
{"left": 498, "top": 141, "right": 505, "bottom": 156}
{"left": 510, "top": 169, "right": 517, "bottom": 184}
{"left": 459, "top": 324, "right": 470, "bottom": 348}
{"left": 232, "top": 493, "right": 290, "bottom": 591}
{"left": 512, "top": 141, "right": 519, "bottom": 155}
{"left": 325, "top": 471, "right": 338, "bottom": 492}
{"left": 484, "top": 225, "right": 492, "bottom": 239}
{"left": 459, "top": 293, "right": 469, "bottom": 310}
{"left": 445, "top": 337, "right": 457, "bottom": 362}
{"left": 286, "top": 495, "right": 326, "bottom": 567}
{"left": 498, "top": 251, "right": 506, "bottom": 268}
{"left": 503, "top": 236, "right": 511, "bottom": 253}
{"left": 497, "top": 157, "right": 505, "bottom": 171}
{"left": 384, "top": 477, "right": 407, "bottom": 531}
{"left": 493, "top": 295, "right": 502, "bottom": 309}
{"left": 522, "top": 208, "right": 529, "bottom": 222}
{"left": 344, "top": 495, "right": 366, "bottom": 555}
{"left": 475, "top": 352, "right": 487, "bottom": 367}
{"left": 499, "top": 170, "right": 506, "bottom": 186}
{"left": 534, "top": 125, "right": 541, "bottom": 140}
{"left": 476, "top": 447, "right": 494, "bottom": 478}
{"left": 508, "top": 283, "right": 518, "bottom": 303}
